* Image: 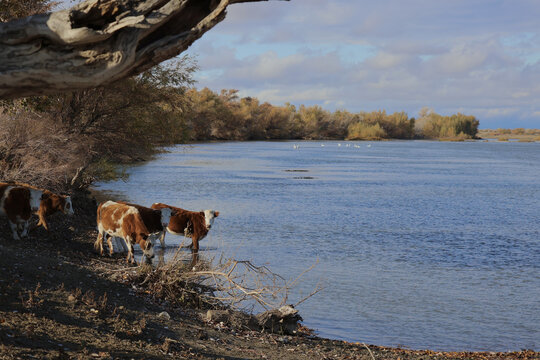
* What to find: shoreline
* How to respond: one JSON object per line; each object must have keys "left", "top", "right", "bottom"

{"left": 0, "top": 193, "right": 538, "bottom": 359}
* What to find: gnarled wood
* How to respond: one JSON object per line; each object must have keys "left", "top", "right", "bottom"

{"left": 0, "top": 0, "right": 284, "bottom": 99}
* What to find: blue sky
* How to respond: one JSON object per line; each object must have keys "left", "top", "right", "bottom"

{"left": 181, "top": 0, "right": 540, "bottom": 129}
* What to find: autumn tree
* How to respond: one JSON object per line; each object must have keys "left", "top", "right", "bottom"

{"left": 417, "top": 109, "right": 479, "bottom": 139}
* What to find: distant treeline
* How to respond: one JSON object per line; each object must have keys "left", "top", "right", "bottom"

{"left": 184, "top": 88, "right": 479, "bottom": 141}
{"left": 1, "top": 58, "right": 481, "bottom": 191}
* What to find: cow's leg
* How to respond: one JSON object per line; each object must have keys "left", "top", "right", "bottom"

{"left": 94, "top": 233, "right": 102, "bottom": 254}
{"left": 125, "top": 237, "right": 134, "bottom": 264}
{"left": 94, "top": 232, "right": 105, "bottom": 255}
{"left": 8, "top": 220, "right": 20, "bottom": 240}
{"left": 36, "top": 211, "right": 48, "bottom": 231}
{"left": 187, "top": 236, "right": 199, "bottom": 269}
{"left": 158, "top": 231, "right": 166, "bottom": 248}
{"left": 21, "top": 220, "right": 30, "bottom": 238}
{"left": 106, "top": 235, "right": 115, "bottom": 256}
{"left": 111, "top": 237, "right": 118, "bottom": 252}
{"left": 109, "top": 237, "right": 119, "bottom": 254}
{"left": 190, "top": 251, "right": 199, "bottom": 270}
{"left": 16, "top": 218, "right": 27, "bottom": 239}
{"left": 127, "top": 244, "right": 135, "bottom": 264}
{"left": 191, "top": 236, "right": 199, "bottom": 252}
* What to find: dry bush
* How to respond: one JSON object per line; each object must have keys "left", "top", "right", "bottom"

{"left": 0, "top": 111, "right": 94, "bottom": 192}
{"left": 0, "top": 58, "right": 195, "bottom": 191}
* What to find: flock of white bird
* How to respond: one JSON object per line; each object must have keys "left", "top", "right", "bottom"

{"left": 292, "top": 143, "right": 372, "bottom": 149}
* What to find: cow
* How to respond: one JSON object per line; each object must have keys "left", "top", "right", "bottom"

{"left": 36, "top": 189, "right": 74, "bottom": 230}
{"left": 110, "top": 202, "right": 174, "bottom": 253}
{"left": 5, "top": 182, "right": 74, "bottom": 231}
{"left": 94, "top": 200, "right": 155, "bottom": 264}
{"left": 150, "top": 203, "right": 219, "bottom": 252}
{"left": 0, "top": 182, "right": 43, "bottom": 240}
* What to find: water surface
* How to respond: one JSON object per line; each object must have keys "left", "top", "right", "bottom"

{"left": 94, "top": 140, "right": 540, "bottom": 351}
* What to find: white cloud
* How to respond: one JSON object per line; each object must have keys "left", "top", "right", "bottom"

{"left": 365, "top": 52, "right": 411, "bottom": 70}
{"left": 185, "top": 0, "right": 540, "bottom": 128}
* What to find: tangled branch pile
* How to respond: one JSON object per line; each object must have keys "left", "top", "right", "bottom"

{"left": 130, "top": 250, "right": 291, "bottom": 312}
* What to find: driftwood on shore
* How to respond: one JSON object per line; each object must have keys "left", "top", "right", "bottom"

{"left": 256, "top": 305, "right": 303, "bottom": 335}
{"left": 0, "top": 0, "right": 287, "bottom": 99}
{"left": 205, "top": 305, "right": 303, "bottom": 335}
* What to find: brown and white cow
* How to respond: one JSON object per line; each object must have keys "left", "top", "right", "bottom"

{"left": 36, "top": 190, "right": 74, "bottom": 230}
{"left": 151, "top": 203, "right": 219, "bottom": 252}
{"left": 110, "top": 202, "right": 174, "bottom": 253}
{"left": 0, "top": 182, "right": 43, "bottom": 240}
{"left": 95, "top": 200, "right": 155, "bottom": 264}
{"left": 7, "top": 182, "right": 74, "bottom": 231}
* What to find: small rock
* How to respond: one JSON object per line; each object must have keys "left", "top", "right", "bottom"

{"left": 205, "top": 309, "right": 230, "bottom": 323}
{"left": 277, "top": 337, "right": 289, "bottom": 344}
{"left": 158, "top": 311, "right": 170, "bottom": 320}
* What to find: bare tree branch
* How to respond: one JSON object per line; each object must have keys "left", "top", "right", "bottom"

{"left": 0, "top": 0, "right": 287, "bottom": 99}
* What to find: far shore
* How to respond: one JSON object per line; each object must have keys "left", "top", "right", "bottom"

{"left": 478, "top": 129, "right": 540, "bottom": 142}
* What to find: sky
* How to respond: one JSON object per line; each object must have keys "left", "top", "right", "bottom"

{"left": 55, "top": 0, "right": 540, "bottom": 129}
{"left": 179, "top": 0, "right": 540, "bottom": 129}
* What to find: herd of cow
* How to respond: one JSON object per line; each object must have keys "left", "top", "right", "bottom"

{"left": 0, "top": 182, "right": 219, "bottom": 264}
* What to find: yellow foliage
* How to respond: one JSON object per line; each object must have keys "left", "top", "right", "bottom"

{"left": 346, "top": 122, "right": 387, "bottom": 140}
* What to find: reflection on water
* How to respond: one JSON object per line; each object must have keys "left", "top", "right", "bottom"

{"left": 94, "top": 140, "right": 540, "bottom": 352}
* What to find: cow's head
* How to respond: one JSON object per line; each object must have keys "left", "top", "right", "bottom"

{"left": 159, "top": 207, "right": 173, "bottom": 227}
{"left": 47, "top": 193, "right": 74, "bottom": 215}
{"left": 203, "top": 210, "right": 219, "bottom": 230}
{"left": 63, "top": 195, "right": 74, "bottom": 215}
{"left": 140, "top": 233, "right": 154, "bottom": 263}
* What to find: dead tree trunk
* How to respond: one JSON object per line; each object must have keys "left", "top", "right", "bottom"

{"left": 0, "top": 0, "right": 283, "bottom": 99}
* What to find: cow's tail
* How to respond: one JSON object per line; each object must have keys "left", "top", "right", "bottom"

{"left": 94, "top": 203, "right": 104, "bottom": 253}
{"left": 96, "top": 203, "right": 103, "bottom": 226}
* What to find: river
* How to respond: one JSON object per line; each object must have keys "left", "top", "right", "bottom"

{"left": 93, "top": 140, "right": 540, "bottom": 352}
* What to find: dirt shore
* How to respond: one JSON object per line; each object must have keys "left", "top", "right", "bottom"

{"left": 0, "top": 193, "right": 538, "bottom": 360}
